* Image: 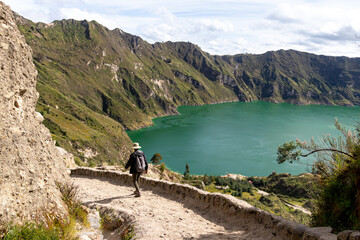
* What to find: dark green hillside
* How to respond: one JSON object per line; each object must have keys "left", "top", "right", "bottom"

{"left": 163, "top": 44, "right": 360, "bottom": 105}
{"left": 14, "top": 14, "right": 360, "bottom": 166}
{"left": 15, "top": 15, "right": 237, "bottom": 165}
{"left": 222, "top": 50, "right": 360, "bottom": 105}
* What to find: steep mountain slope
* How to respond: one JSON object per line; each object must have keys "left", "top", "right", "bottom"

{"left": 221, "top": 50, "right": 360, "bottom": 105}
{"left": 14, "top": 16, "right": 237, "bottom": 165}
{"left": 14, "top": 15, "right": 360, "bottom": 166}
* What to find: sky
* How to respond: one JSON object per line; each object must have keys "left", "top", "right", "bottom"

{"left": 5, "top": 0, "right": 360, "bottom": 57}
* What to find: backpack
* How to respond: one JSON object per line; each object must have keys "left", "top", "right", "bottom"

{"left": 135, "top": 154, "right": 146, "bottom": 173}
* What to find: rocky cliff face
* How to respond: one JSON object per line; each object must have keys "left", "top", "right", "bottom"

{"left": 0, "top": 2, "right": 69, "bottom": 225}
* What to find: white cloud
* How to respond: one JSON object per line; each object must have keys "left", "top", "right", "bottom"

{"left": 156, "top": 7, "right": 176, "bottom": 22}
{"left": 140, "top": 23, "right": 178, "bottom": 42}
{"left": 4, "top": 0, "right": 360, "bottom": 57}
{"left": 136, "top": 7, "right": 235, "bottom": 45}
{"left": 59, "top": 8, "right": 118, "bottom": 29}
{"left": 205, "top": 37, "right": 249, "bottom": 55}
{"left": 197, "top": 19, "right": 234, "bottom": 33}
{"left": 261, "top": 1, "right": 360, "bottom": 56}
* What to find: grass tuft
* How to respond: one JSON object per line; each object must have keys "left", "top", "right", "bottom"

{"left": 1, "top": 182, "right": 89, "bottom": 240}
{"left": 55, "top": 181, "right": 89, "bottom": 226}
{"left": 2, "top": 223, "right": 60, "bottom": 240}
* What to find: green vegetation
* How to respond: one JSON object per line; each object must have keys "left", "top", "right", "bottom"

{"left": 35, "top": 86, "right": 132, "bottom": 166}
{"left": 11, "top": 14, "right": 360, "bottom": 231}
{"left": 212, "top": 176, "right": 253, "bottom": 197}
{"left": 121, "top": 227, "right": 135, "bottom": 240}
{"left": 180, "top": 173, "right": 313, "bottom": 225}
{"left": 160, "top": 163, "right": 166, "bottom": 174}
{"left": 1, "top": 182, "right": 89, "bottom": 240}
{"left": 183, "top": 163, "right": 191, "bottom": 180}
{"left": 2, "top": 223, "right": 60, "bottom": 240}
{"left": 150, "top": 162, "right": 182, "bottom": 182}
{"left": 278, "top": 120, "right": 360, "bottom": 232}
{"left": 242, "top": 192, "right": 311, "bottom": 225}
{"left": 15, "top": 15, "right": 360, "bottom": 168}
{"left": 56, "top": 182, "right": 89, "bottom": 226}
{"left": 249, "top": 172, "right": 319, "bottom": 199}
{"left": 150, "top": 153, "right": 163, "bottom": 165}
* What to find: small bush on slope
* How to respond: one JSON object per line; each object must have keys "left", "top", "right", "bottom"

{"left": 1, "top": 182, "right": 89, "bottom": 240}
{"left": 278, "top": 119, "right": 360, "bottom": 232}
{"left": 2, "top": 223, "right": 60, "bottom": 240}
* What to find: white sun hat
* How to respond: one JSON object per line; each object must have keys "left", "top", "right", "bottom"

{"left": 131, "top": 142, "right": 142, "bottom": 149}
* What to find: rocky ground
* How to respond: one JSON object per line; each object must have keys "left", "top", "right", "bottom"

{"left": 72, "top": 175, "right": 279, "bottom": 240}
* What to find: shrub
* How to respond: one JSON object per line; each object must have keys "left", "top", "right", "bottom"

{"left": 183, "top": 173, "right": 191, "bottom": 180}
{"left": 3, "top": 223, "right": 60, "bottom": 240}
{"left": 160, "top": 163, "right": 166, "bottom": 173}
{"left": 214, "top": 176, "right": 253, "bottom": 193}
{"left": 231, "top": 190, "right": 243, "bottom": 197}
{"left": 159, "top": 162, "right": 166, "bottom": 179}
{"left": 2, "top": 181, "right": 88, "bottom": 240}
{"left": 121, "top": 226, "right": 135, "bottom": 240}
{"left": 88, "top": 160, "right": 96, "bottom": 167}
{"left": 203, "top": 174, "right": 212, "bottom": 185}
{"left": 311, "top": 164, "right": 360, "bottom": 231}
{"left": 248, "top": 177, "right": 268, "bottom": 188}
{"left": 55, "top": 181, "right": 88, "bottom": 225}
{"left": 151, "top": 153, "right": 162, "bottom": 165}
{"left": 277, "top": 119, "right": 360, "bottom": 231}
{"left": 74, "top": 156, "right": 83, "bottom": 166}
{"left": 183, "top": 163, "right": 191, "bottom": 180}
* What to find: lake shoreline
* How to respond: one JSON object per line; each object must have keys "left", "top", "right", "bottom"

{"left": 128, "top": 101, "right": 359, "bottom": 176}
{"left": 128, "top": 99, "right": 357, "bottom": 132}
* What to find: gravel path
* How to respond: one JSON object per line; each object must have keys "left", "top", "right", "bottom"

{"left": 72, "top": 175, "right": 276, "bottom": 240}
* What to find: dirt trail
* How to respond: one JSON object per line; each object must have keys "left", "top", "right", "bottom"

{"left": 72, "top": 175, "right": 276, "bottom": 240}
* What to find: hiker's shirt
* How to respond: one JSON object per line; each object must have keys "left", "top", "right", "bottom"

{"left": 125, "top": 150, "right": 148, "bottom": 173}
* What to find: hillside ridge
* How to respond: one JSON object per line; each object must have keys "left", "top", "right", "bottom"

{"left": 14, "top": 14, "right": 360, "bottom": 166}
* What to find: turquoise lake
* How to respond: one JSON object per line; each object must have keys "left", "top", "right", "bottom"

{"left": 127, "top": 101, "right": 360, "bottom": 176}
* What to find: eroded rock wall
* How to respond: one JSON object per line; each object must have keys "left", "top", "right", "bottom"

{"left": 0, "top": 1, "right": 69, "bottom": 225}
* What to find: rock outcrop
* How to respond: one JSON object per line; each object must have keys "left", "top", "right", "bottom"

{"left": 0, "top": 1, "right": 69, "bottom": 225}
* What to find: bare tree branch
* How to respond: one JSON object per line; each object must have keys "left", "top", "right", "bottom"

{"left": 300, "top": 148, "right": 355, "bottom": 159}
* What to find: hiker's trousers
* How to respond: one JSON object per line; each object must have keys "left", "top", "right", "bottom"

{"left": 132, "top": 172, "right": 141, "bottom": 193}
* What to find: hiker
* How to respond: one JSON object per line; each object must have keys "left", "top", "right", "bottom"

{"left": 125, "top": 142, "right": 148, "bottom": 197}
